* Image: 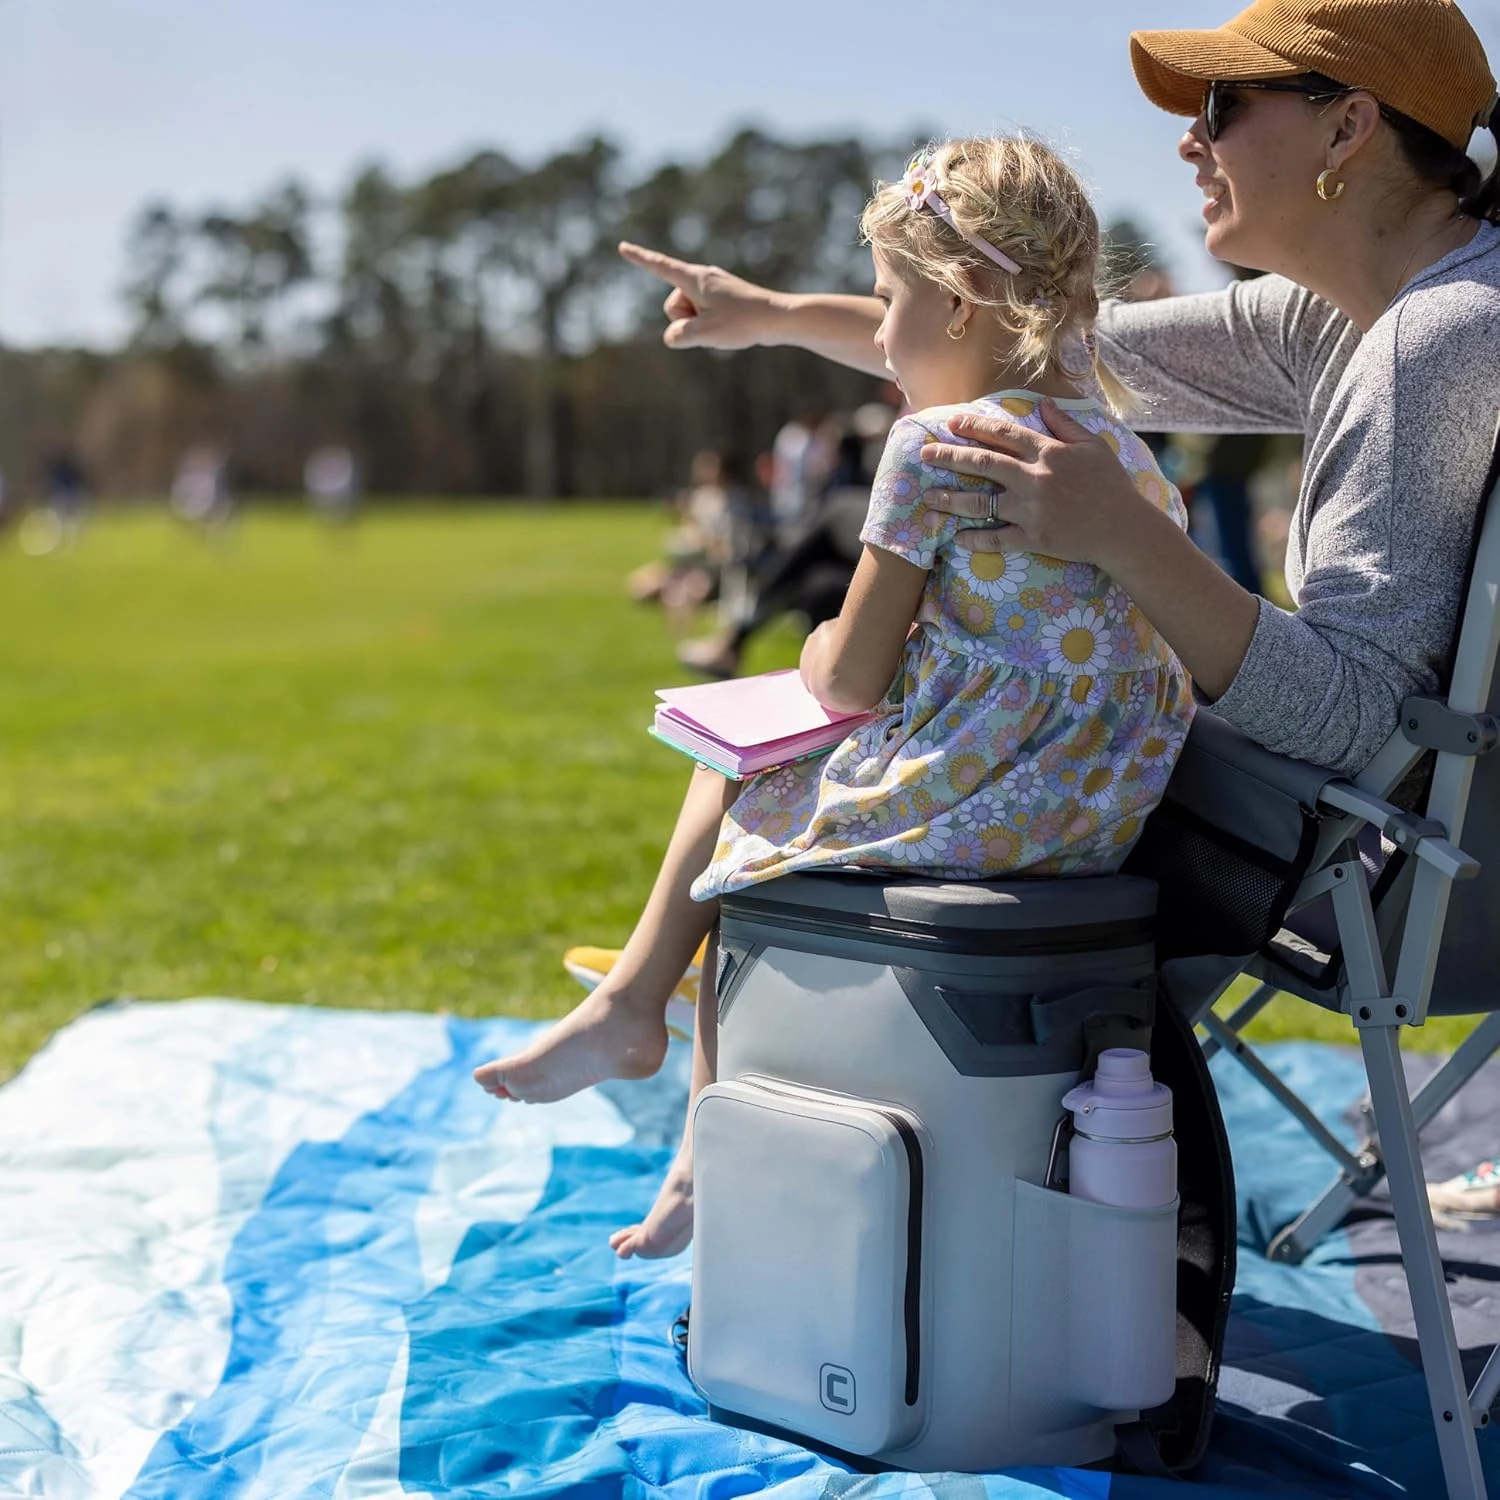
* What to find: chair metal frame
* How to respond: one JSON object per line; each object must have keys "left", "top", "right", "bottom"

{"left": 1174, "top": 426, "right": 1500, "bottom": 1499}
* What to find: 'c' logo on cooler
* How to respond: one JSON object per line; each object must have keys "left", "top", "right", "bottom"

{"left": 820, "top": 1363, "right": 856, "bottom": 1414}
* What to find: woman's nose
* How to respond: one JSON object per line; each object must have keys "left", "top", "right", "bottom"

{"left": 1178, "top": 118, "right": 1210, "bottom": 163}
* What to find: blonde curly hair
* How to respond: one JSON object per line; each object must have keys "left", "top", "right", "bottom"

{"left": 860, "top": 135, "right": 1133, "bottom": 416}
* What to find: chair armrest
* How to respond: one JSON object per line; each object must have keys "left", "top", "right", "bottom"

{"left": 1317, "top": 781, "right": 1481, "bottom": 882}
{"left": 1182, "top": 710, "right": 1339, "bottom": 810}
{"left": 1163, "top": 711, "right": 1338, "bottom": 867}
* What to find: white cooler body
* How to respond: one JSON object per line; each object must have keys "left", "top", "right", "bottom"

{"left": 686, "top": 872, "right": 1175, "bottom": 1474}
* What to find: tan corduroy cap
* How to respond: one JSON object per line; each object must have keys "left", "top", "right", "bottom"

{"left": 1130, "top": 0, "right": 1497, "bottom": 150}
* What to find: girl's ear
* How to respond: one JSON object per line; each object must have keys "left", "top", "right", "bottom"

{"left": 947, "top": 298, "right": 976, "bottom": 336}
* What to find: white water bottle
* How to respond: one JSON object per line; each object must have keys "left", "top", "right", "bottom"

{"left": 1060, "top": 1048, "right": 1175, "bottom": 1208}
{"left": 1060, "top": 1048, "right": 1178, "bottom": 1412}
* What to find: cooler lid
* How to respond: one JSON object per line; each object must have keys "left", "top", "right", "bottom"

{"left": 721, "top": 872, "right": 1157, "bottom": 941}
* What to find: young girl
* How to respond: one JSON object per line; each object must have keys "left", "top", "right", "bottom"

{"left": 474, "top": 135, "right": 1195, "bottom": 1258}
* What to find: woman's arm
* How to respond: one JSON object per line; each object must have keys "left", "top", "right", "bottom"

{"left": 1074, "top": 494, "right": 1260, "bottom": 701}
{"left": 1095, "top": 277, "right": 1351, "bottom": 434}
{"left": 618, "top": 243, "right": 888, "bottom": 378}
{"left": 919, "top": 309, "right": 1495, "bottom": 777}
{"left": 799, "top": 545, "right": 927, "bottom": 713}
{"left": 915, "top": 402, "right": 1260, "bottom": 698}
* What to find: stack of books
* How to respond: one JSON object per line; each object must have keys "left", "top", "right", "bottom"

{"left": 650, "top": 669, "right": 875, "bottom": 779}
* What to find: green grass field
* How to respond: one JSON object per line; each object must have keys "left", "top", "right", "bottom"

{"left": 0, "top": 504, "right": 1478, "bottom": 1082}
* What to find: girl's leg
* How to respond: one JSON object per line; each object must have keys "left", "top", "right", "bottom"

{"left": 610, "top": 926, "right": 719, "bottom": 1259}
{"left": 473, "top": 766, "right": 735, "bottom": 1104}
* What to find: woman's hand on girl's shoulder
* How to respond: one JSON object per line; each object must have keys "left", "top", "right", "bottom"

{"left": 917, "top": 399, "right": 1145, "bottom": 570}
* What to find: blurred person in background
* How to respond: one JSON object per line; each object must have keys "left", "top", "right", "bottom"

{"left": 1175, "top": 429, "right": 1274, "bottom": 593}
{"left": 626, "top": 450, "right": 766, "bottom": 632}
{"left": 625, "top": 451, "right": 717, "bottom": 606}
{"left": 676, "top": 398, "right": 897, "bottom": 678}
{"left": 46, "top": 451, "right": 89, "bottom": 544}
{"left": 170, "top": 446, "right": 235, "bottom": 537}
{"left": 17, "top": 452, "right": 90, "bottom": 556}
{"left": 304, "top": 445, "right": 361, "bottom": 528}
{"left": 1113, "top": 254, "right": 1277, "bottom": 593}
{"left": 1174, "top": 264, "right": 1274, "bottom": 593}
{"left": 768, "top": 401, "right": 833, "bottom": 534}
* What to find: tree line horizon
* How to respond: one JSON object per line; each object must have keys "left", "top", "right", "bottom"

{"left": 0, "top": 127, "right": 1162, "bottom": 502}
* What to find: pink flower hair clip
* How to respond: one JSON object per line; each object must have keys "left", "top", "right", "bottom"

{"left": 901, "top": 154, "right": 1022, "bottom": 274}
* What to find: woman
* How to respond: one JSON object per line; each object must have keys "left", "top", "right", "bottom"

{"left": 621, "top": 0, "right": 1499, "bottom": 780}
{"left": 615, "top": 0, "right": 1500, "bottom": 1213}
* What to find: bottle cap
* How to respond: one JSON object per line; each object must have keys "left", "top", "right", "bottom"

{"left": 1061, "top": 1048, "right": 1173, "bottom": 1140}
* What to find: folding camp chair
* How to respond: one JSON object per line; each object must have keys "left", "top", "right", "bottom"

{"left": 1125, "top": 417, "right": 1500, "bottom": 1500}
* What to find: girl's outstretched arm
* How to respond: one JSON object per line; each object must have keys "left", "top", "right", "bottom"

{"left": 618, "top": 242, "right": 888, "bottom": 377}
{"left": 799, "top": 543, "right": 926, "bottom": 714}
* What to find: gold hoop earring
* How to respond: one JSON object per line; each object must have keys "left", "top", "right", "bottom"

{"left": 1316, "top": 168, "right": 1345, "bottom": 202}
{"left": 946, "top": 322, "right": 966, "bottom": 341}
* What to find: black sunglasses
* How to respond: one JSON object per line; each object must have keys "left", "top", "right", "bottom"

{"left": 1202, "top": 78, "right": 1349, "bottom": 141}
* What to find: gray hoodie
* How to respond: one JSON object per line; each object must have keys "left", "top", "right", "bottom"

{"left": 1096, "top": 222, "right": 1500, "bottom": 774}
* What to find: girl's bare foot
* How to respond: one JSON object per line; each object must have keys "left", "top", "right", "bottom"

{"left": 473, "top": 987, "right": 669, "bottom": 1104}
{"left": 610, "top": 1144, "right": 694, "bottom": 1259}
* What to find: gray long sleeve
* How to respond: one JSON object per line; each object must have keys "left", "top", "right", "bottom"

{"left": 1094, "top": 226, "right": 1500, "bottom": 774}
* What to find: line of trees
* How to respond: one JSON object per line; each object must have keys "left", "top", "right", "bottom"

{"left": 0, "top": 127, "right": 1157, "bottom": 501}
{"left": 2, "top": 128, "right": 921, "bottom": 500}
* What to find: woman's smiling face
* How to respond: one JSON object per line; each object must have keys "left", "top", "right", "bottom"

{"left": 1179, "top": 84, "right": 1336, "bottom": 271}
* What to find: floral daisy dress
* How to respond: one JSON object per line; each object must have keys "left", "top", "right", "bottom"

{"left": 690, "top": 390, "right": 1195, "bottom": 901}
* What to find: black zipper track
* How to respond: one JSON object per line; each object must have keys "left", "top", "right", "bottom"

{"left": 877, "top": 1107, "right": 924, "bottom": 1406}
{"left": 723, "top": 897, "right": 1153, "bottom": 957}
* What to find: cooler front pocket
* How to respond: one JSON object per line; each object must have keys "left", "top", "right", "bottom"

{"left": 688, "top": 1076, "right": 928, "bottom": 1456}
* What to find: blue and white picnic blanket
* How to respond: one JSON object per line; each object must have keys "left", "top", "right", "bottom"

{"left": 1, "top": 998, "right": 1497, "bottom": 1498}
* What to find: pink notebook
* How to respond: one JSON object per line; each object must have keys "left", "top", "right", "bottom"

{"left": 650, "top": 669, "right": 875, "bottom": 778}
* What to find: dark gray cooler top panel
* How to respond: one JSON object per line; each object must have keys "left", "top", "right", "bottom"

{"left": 720, "top": 871, "right": 1158, "bottom": 934}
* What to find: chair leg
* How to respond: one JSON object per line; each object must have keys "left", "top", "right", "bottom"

{"left": 1199, "top": 1010, "right": 1369, "bottom": 1178}
{"left": 1198, "top": 980, "right": 1278, "bottom": 1062}
{"left": 1268, "top": 1169, "right": 1369, "bottom": 1265}
{"left": 1267, "top": 1010, "right": 1500, "bottom": 1265}
{"left": 1361, "top": 1022, "right": 1489, "bottom": 1500}
{"left": 1473, "top": 1343, "right": 1500, "bottom": 1425}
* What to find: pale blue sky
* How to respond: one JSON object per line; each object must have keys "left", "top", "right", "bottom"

{"left": 3, "top": 0, "right": 1498, "bottom": 348}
